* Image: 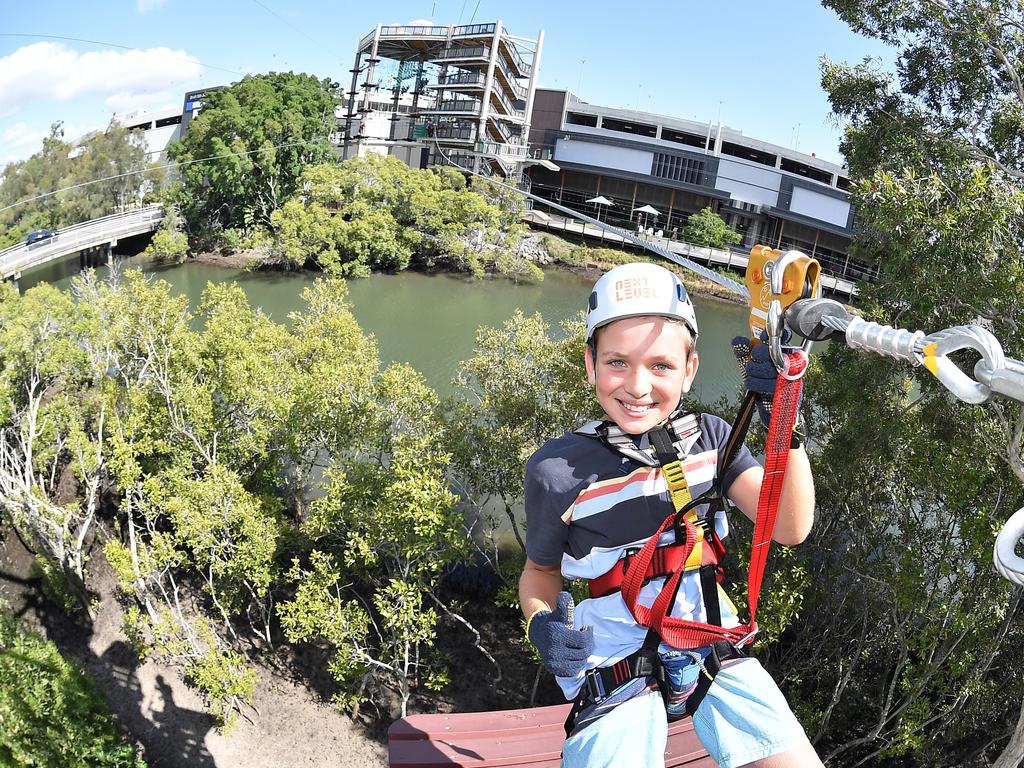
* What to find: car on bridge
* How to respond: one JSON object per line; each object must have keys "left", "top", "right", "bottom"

{"left": 25, "top": 228, "right": 57, "bottom": 245}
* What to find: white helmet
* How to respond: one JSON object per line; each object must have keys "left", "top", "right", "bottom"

{"left": 585, "top": 262, "right": 698, "bottom": 343}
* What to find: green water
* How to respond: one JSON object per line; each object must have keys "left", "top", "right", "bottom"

{"left": 21, "top": 253, "right": 750, "bottom": 403}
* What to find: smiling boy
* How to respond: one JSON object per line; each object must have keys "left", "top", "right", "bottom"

{"left": 519, "top": 262, "right": 823, "bottom": 767}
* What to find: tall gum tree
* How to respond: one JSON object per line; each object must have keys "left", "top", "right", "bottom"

{"left": 791, "top": 2, "right": 1024, "bottom": 765}
{"left": 169, "top": 72, "right": 340, "bottom": 239}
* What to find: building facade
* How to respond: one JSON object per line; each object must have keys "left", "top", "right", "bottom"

{"left": 526, "top": 90, "right": 873, "bottom": 282}
{"left": 343, "top": 22, "right": 544, "bottom": 181}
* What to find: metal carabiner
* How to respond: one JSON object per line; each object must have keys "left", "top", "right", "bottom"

{"left": 919, "top": 325, "right": 1005, "bottom": 404}
{"left": 763, "top": 250, "right": 820, "bottom": 379}
{"left": 732, "top": 624, "right": 760, "bottom": 651}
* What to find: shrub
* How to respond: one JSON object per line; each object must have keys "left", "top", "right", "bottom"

{"left": 141, "top": 229, "right": 189, "bottom": 263}
{"left": 0, "top": 611, "right": 146, "bottom": 767}
{"left": 681, "top": 207, "right": 742, "bottom": 248}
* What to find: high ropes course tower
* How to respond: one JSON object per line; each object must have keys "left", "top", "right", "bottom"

{"left": 343, "top": 22, "right": 544, "bottom": 184}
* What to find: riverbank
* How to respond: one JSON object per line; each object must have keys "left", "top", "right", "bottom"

{"left": 189, "top": 247, "right": 267, "bottom": 269}
{"left": 185, "top": 231, "right": 747, "bottom": 306}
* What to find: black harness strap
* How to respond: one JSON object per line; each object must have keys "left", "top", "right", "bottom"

{"left": 564, "top": 629, "right": 663, "bottom": 737}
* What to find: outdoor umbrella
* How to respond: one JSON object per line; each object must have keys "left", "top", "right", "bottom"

{"left": 633, "top": 204, "right": 660, "bottom": 231}
{"left": 633, "top": 204, "right": 661, "bottom": 216}
{"left": 586, "top": 195, "right": 614, "bottom": 222}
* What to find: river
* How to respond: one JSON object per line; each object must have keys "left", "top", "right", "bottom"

{"left": 22, "top": 253, "right": 752, "bottom": 405}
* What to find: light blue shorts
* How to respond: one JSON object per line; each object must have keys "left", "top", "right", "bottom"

{"left": 561, "top": 658, "right": 809, "bottom": 768}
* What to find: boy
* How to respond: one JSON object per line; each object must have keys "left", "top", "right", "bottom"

{"left": 519, "top": 262, "right": 823, "bottom": 768}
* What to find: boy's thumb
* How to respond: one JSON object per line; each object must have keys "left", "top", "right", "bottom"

{"left": 555, "top": 591, "right": 575, "bottom": 627}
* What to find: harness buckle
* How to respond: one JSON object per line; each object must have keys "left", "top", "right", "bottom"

{"left": 584, "top": 668, "right": 606, "bottom": 702}
{"left": 620, "top": 546, "right": 641, "bottom": 576}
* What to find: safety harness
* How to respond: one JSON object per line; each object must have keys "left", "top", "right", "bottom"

{"left": 564, "top": 350, "right": 808, "bottom": 736}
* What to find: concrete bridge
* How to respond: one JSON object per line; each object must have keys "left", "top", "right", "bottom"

{"left": 0, "top": 205, "right": 165, "bottom": 282}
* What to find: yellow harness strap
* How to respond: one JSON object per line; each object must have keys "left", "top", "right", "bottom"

{"left": 659, "top": 457, "right": 705, "bottom": 571}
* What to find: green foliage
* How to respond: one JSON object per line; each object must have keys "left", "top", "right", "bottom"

{"left": 281, "top": 360, "right": 467, "bottom": 716}
{"left": 141, "top": 228, "right": 189, "bottom": 263}
{"left": 269, "top": 156, "right": 531, "bottom": 279}
{"left": 32, "top": 556, "right": 79, "bottom": 614}
{"left": 681, "top": 207, "right": 742, "bottom": 248}
{"left": 168, "top": 72, "right": 340, "bottom": 238}
{"left": 443, "top": 310, "right": 597, "bottom": 554}
{"left": 0, "top": 611, "right": 146, "bottom": 767}
{"left": 769, "top": 3, "right": 1024, "bottom": 764}
{"left": 0, "top": 121, "right": 148, "bottom": 247}
{"left": 0, "top": 267, "right": 473, "bottom": 722}
{"left": 0, "top": 280, "right": 111, "bottom": 612}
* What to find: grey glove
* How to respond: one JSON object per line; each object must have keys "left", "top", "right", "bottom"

{"left": 527, "top": 592, "right": 593, "bottom": 678}
{"left": 731, "top": 329, "right": 799, "bottom": 426}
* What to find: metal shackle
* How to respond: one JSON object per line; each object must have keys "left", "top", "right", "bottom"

{"left": 975, "top": 357, "right": 1024, "bottom": 404}
{"left": 920, "top": 326, "right": 1005, "bottom": 405}
{"left": 994, "top": 506, "right": 1024, "bottom": 586}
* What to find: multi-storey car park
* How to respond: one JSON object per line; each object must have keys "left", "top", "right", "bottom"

{"left": 342, "top": 22, "right": 544, "bottom": 182}
{"left": 525, "top": 90, "right": 873, "bottom": 284}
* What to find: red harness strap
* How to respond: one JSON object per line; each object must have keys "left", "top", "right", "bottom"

{"left": 619, "top": 350, "right": 808, "bottom": 649}
{"left": 588, "top": 534, "right": 722, "bottom": 599}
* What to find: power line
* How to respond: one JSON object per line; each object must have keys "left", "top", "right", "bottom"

{"left": 247, "top": 0, "right": 332, "bottom": 55}
{"left": 0, "top": 139, "right": 322, "bottom": 215}
{"left": 0, "top": 33, "right": 245, "bottom": 77}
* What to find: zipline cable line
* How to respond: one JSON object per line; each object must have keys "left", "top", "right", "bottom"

{"left": 3, "top": 130, "right": 1022, "bottom": 584}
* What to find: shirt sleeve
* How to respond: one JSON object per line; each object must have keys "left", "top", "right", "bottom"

{"left": 701, "top": 414, "right": 760, "bottom": 495}
{"left": 523, "top": 447, "right": 574, "bottom": 568}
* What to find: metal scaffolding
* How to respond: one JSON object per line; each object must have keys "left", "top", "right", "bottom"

{"left": 342, "top": 21, "right": 543, "bottom": 180}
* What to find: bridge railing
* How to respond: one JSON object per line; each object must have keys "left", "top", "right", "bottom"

{"left": 0, "top": 205, "right": 165, "bottom": 260}
{"left": 0, "top": 205, "right": 164, "bottom": 277}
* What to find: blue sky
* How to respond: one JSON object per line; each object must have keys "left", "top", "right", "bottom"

{"left": 0, "top": 0, "right": 893, "bottom": 168}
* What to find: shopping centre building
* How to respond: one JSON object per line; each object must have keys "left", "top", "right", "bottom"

{"left": 109, "top": 18, "right": 868, "bottom": 283}
{"left": 525, "top": 89, "right": 869, "bottom": 281}
{"left": 342, "top": 20, "right": 868, "bottom": 282}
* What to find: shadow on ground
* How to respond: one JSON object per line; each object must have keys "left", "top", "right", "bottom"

{"left": 0, "top": 531, "right": 216, "bottom": 767}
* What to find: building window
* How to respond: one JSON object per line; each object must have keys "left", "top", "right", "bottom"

{"left": 720, "top": 141, "right": 776, "bottom": 167}
{"left": 661, "top": 128, "right": 708, "bottom": 149}
{"left": 780, "top": 158, "right": 833, "bottom": 185}
{"left": 601, "top": 117, "right": 657, "bottom": 138}
{"left": 652, "top": 152, "right": 704, "bottom": 185}
{"left": 566, "top": 112, "right": 598, "bottom": 127}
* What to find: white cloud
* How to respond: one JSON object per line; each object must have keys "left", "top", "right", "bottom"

{"left": 0, "top": 42, "right": 203, "bottom": 118}
{"left": 137, "top": 0, "right": 169, "bottom": 13}
{"left": 0, "top": 122, "right": 46, "bottom": 167}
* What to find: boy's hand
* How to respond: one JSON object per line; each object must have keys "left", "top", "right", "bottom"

{"left": 731, "top": 330, "right": 799, "bottom": 426}
{"left": 527, "top": 592, "right": 593, "bottom": 677}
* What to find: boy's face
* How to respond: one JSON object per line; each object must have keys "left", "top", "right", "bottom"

{"left": 585, "top": 316, "right": 699, "bottom": 435}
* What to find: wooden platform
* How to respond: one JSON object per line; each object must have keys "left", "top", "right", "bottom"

{"left": 388, "top": 703, "right": 717, "bottom": 767}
